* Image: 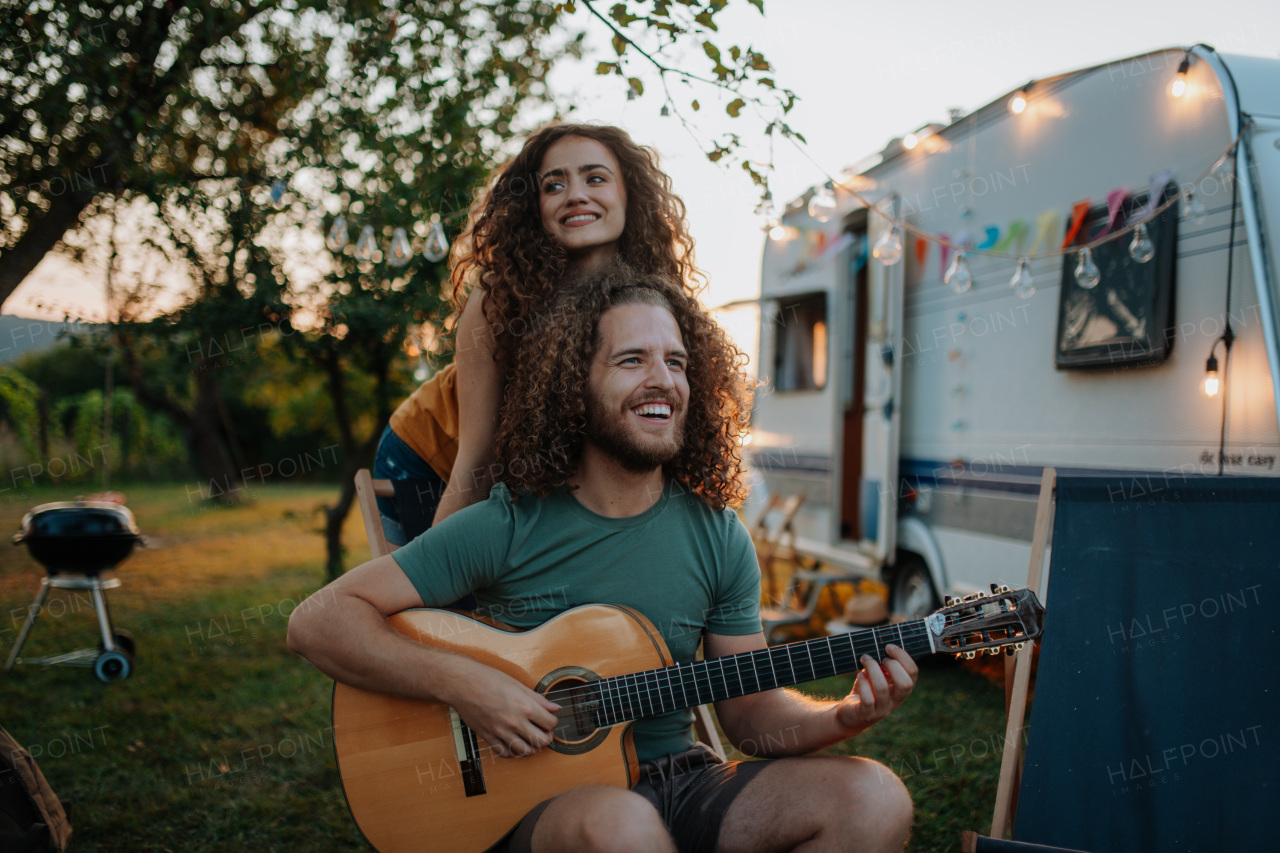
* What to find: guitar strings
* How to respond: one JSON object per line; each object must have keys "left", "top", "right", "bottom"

{"left": 541, "top": 621, "right": 940, "bottom": 724}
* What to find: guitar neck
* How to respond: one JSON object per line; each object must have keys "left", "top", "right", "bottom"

{"left": 591, "top": 620, "right": 935, "bottom": 728}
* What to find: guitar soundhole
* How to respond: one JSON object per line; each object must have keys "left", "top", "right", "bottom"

{"left": 536, "top": 667, "right": 610, "bottom": 756}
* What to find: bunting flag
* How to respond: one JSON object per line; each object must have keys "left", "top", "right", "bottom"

{"left": 1091, "top": 187, "right": 1130, "bottom": 240}
{"left": 1130, "top": 170, "right": 1175, "bottom": 221}
{"left": 1059, "top": 200, "right": 1093, "bottom": 250}
{"left": 1029, "top": 210, "right": 1061, "bottom": 255}
{"left": 780, "top": 161, "right": 1194, "bottom": 283}
{"left": 994, "top": 219, "right": 1028, "bottom": 253}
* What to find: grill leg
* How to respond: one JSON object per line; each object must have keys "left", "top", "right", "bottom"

{"left": 90, "top": 580, "right": 118, "bottom": 652}
{"left": 4, "top": 577, "right": 52, "bottom": 671}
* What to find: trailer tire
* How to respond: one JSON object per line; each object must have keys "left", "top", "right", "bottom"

{"left": 889, "top": 555, "right": 938, "bottom": 621}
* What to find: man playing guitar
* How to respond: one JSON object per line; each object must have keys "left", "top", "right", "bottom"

{"left": 288, "top": 264, "right": 918, "bottom": 853}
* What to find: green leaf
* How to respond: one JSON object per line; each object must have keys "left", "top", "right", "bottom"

{"left": 748, "top": 0, "right": 764, "bottom": 11}
{"left": 726, "top": 98, "right": 744, "bottom": 117}
{"left": 691, "top": 99, "right": 700, "bottom": 111}
{"left": 612, "top": 33, "right": 627, "bottom": 56}
{"left": 596, "top": 61, "right": 622, "bottom": 76}
{"left": 702, "top": 41, "right": 720, "bottom": 62}
{"left": 628, "top": 77, "right": 644, "bottom": 96}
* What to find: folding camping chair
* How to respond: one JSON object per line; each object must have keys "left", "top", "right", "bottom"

{"left": 353, "top": 469, "right": 728, "bottom": 759}
{"left": 749, "top": 493, "right": 805, "bottom": 604}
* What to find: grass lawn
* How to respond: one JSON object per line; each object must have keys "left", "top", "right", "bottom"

{"left": 1, "top": 483, "right": 1016, "bottom": 852}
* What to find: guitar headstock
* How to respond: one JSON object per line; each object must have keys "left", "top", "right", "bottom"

{"left": 925, "top": 585, "right": 1045, "bottom": 659}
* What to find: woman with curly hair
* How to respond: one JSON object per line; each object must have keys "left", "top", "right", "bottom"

{"left": 493, "top": 263, "right": 753, "bottom": 513}
{"left": 374, "top": 123, "right": 703, "bottom": 544}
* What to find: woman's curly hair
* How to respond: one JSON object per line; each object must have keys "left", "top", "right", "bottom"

{"left": 492, "top": 264, "right": 754, "bottom": 511}
{"left": 448, "top": 123, "right": 702, "bottom": 360}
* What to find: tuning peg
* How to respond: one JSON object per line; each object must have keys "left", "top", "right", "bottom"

{"left": 944, "top": 596, "right": 954, "bottom": 606}
{"left": 963, "top": 651, "right": 976, "bottom": 660}
{"left": 987, "top": 647, "right": 1001, "bottom": 656}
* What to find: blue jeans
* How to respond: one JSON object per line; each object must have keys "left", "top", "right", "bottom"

{"left": 373, "top": 425, "right": 446, "bottom": 546}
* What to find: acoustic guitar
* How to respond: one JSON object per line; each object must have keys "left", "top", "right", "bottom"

{"left": 333, "top": 586, "right": 1044, "bottom": 852}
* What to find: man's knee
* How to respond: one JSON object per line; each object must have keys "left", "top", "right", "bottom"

{"left": 841, "top": 759, "right": 913, "bottom": 848}
{"left": 535, "top": 786, "right": 674, "bottom": 853}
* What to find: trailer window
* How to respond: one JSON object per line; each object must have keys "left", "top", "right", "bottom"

{"left": 773, "top": 293, "right": 828, "bottom": 391}
{"left": 1055, "top": 188, "right": 1177, "bottom": 369}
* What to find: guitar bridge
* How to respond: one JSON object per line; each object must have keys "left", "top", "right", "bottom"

{"left": 449, "top": 707, "right": 487, "bottom": 797}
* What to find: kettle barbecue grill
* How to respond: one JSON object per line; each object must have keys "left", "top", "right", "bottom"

{"left": 5, "top": 500, "right": 144, "bottom": 682}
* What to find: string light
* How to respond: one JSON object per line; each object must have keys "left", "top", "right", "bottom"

{"left": 765, "top": 105, "right": 1239, "bottom": 308}
{"left": 808, "top": 182, "right": 837, "bottom": 222}
{"left": 1010, "top": 258, "right": 1034, "bottom": 298}
{"left": 354, "top": 225, "right": 378, "bottom": 263}
{"left": 1169, "top": 54, "right": 1190, "bottom": 99}
{"left": 1008, "top": 83, "right": 1032, "bottom": 115}
{"left": 1128, "top": 224, "right": 1155, "bottom": 264}
{"left": 423, "top": 215, "right": 450, "bottom": 263}
{"left": 944, "top": 251, "right": 973, "bottom": 293}
{"left": 326, "top": 215, "right": 349, "bottom": 252}
{"left": 388, "top": 227, "right": 413, "bottom": 268}
{"left": 872, "top": 225, "right": 904, "bottom": 266}
{"left": 1074, "top": 246, "right": 1101, "bottom": 289}
{"left": 1183, "top": 191, "right": 1207, "bottom": 225}
{"left": 1203, "top": 351, "right": 1220, "bottom": 397}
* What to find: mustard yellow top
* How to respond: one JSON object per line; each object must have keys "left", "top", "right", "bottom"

{"left": 388, "top": 362, "right": 459, "bottom": 481}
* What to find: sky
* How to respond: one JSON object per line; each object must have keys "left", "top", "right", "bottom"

{"left": 9, "top": 0, "right": 1280, "bottom": 342}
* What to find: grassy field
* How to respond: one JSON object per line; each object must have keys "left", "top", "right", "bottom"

{"left": 0, "top": 483, "right": 1015, "bottom": 852}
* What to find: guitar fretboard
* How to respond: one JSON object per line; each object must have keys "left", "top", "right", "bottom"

{"left": 586, "top": 621, "right": 935, "bottom": 728}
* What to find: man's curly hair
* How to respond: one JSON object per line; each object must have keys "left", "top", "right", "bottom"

{"left": 447, "top": 123, "right": 702, "bottom": 361}
{"left": 492, "top": 264, "right": 754, "bottom": 511}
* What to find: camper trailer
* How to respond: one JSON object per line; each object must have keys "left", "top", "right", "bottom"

{"left": 747, "top": 45, "right": 1280, "bottom": 619}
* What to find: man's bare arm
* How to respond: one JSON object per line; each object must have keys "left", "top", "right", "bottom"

{"left": 286, "top": 556, "right": 558, "bottom": 757}
{"left": 705, "top": 631, "right": 918, "bottom": 758}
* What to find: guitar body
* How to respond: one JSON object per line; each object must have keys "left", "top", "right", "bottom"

{"left": 333, "top": 604, "right": 674, "bottom": 853}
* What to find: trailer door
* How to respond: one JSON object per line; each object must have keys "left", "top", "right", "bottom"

{"left": 837, "top": 214, "right": 904, "bottom": 564}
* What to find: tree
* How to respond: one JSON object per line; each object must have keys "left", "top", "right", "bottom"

{"left": 1, "top": 0, "right": 792, "bottom": 578}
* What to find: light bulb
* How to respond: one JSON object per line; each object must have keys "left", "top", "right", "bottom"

{"left": 354, "top": 225, "right": 377, "bottom": 263}
{"left": 1074, "top": 246, "right": 1101, "bottom": 289}
{"left": 768, "top": 218, "right": 787, "bottom": 241}
{"left": 1204, "top": 352, "right": 1219, "bottom": 397}
{"left": 388, "top": 227, "right": 413, "bottom": 268}
{"left": 944, "top": 251, "right": 973, "bottom": 294}
{"left": 1008, "top": 90, "right": 1028, "bottom": 115}
{"left": 1128, "top": 224, "right": 1155, "bottom": 264}
{"left": 872, "top": 226, "right": 904, "bottom": 266}
{"left": 1170, "top": 55, "right": 1190, "bottom": 99}
{"left": 423, "top": 216, "right": 450, "bottom": 263}
{"left": 903, "top": 132, "right": 920, "bottom": 150}
{"left": 808, "top": 183, "right": 837, "bottom": 222}
{"left": 326, "top": 215, "right": 349, "bottom": 252}
{"left": 1183, "top": 192, "right": 1207, "bottom": 226}
{"left": 1212, "top": 156, "right": 1234, "bottom": 183}
{"left": 1010, "top": 257, "right": 1034, "bottom": 298}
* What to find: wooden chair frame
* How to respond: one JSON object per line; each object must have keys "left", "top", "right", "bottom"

{"left": 353, "top": 468, "right": 727, "bottom": 760}
{"left": 989, "top": 467, "right": 1057, "bottom": 839}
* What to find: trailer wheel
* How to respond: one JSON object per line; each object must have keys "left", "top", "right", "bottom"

{"left": 889, "top": 556, "right": 938, "bottom": 621}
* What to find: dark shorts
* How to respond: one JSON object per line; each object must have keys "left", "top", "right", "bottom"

{"left": 372, "top": 424, "right": 446, "bottom": 546}
{"left": 496, "top": 744, "right": 772, "bottom": 853}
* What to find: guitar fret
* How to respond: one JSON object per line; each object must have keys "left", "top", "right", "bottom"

{"left": 562, "top": 615, "right": 992, "bottom": 727}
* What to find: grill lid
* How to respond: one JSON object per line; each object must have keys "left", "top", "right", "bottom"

{"left": 17, "top": 501, "right": 141, "bottom": 541}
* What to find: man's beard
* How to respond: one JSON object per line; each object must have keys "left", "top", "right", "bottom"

{"left": 584, "top": 389, "right": 686, "bottom": 474}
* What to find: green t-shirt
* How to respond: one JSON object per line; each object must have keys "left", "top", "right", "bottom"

{"left": 391, "top": 478, "right": 762, "bottom": 761}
